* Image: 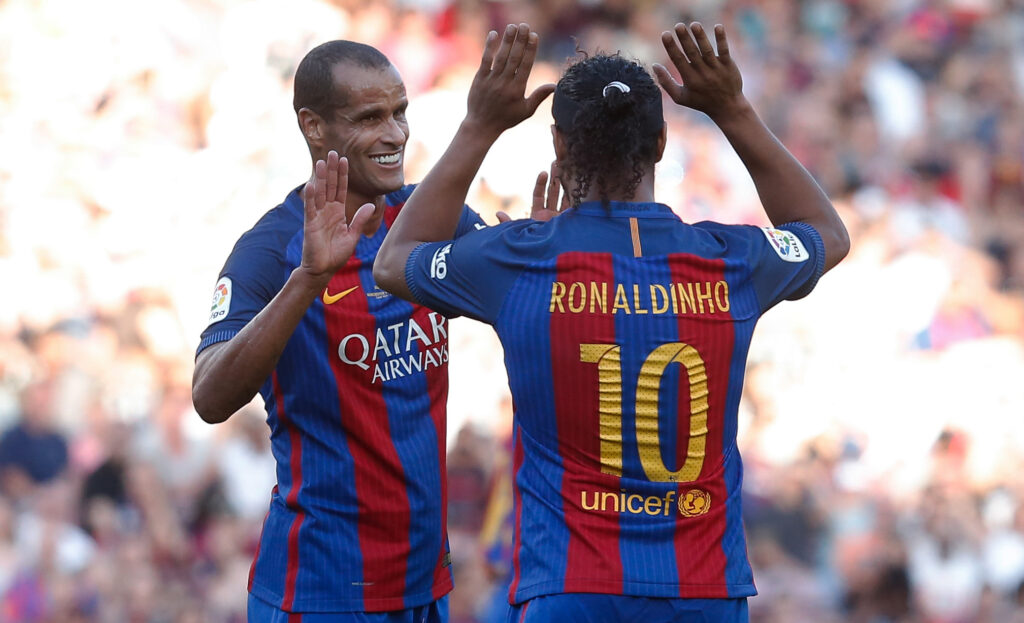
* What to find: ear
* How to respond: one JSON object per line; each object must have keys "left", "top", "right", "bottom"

{"left": 298, "top": 108, "right": 324, "bottom": 147}
{"left": 655, "top": 123, "right": 668, "bottom": 163}
{"left": 551, "top": 124, "right": 568, "bottom": 162}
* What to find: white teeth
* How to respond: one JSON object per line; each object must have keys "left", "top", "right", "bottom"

{"left": 371, "top": 153, "right": 400, "bottom": 164}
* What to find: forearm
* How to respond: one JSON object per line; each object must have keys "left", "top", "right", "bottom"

{"left": 375, "top": 120, "right": 498, "bottom": 295}
{"left": 192, "top": 267, "right": 328, "bottom": 423}
{"left": 712, "top": 99, "right": 850, "bottom": 270}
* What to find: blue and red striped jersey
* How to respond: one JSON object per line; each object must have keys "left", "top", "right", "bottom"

{"left": 403, "top": 201, "right": 824, "bottom": 604}
{"left": 197, "top": 184, "right": 484, "bottom": 613}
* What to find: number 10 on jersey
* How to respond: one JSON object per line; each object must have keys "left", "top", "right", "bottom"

{"left": 580, "top": 342, "right": 709, "bottom": 483}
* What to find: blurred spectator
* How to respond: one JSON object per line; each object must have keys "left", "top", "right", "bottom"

{"left": 0, "top": 380, "right": 68, "bottom": 500}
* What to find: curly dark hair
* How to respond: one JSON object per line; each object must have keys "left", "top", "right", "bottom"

{"left": 293, "top": 40, "right": 391, "bottom": 121}
{"left": 554, "top": 53, "right": 664, "bottom": 208}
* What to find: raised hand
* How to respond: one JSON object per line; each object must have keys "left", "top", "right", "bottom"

{"left": 300, "top": 151, "right": 378, "bottom": 281}
{"left": 465, "top": 23, "right": 555, "bottom": 138}
{"left": 499, "top": 161, "right": 569, "bottom": 223}
{"left": 652, "top": 22, "right": 746, "bottom": 121}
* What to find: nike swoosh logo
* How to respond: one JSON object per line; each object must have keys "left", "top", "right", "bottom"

{"left": 322, "top": 285, "right": 359, "bottom": 304}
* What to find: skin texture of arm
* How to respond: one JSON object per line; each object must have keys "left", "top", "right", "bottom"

{"left": 373, "top": 23, "right": 554, "bottom": 301}
{"left": 192, "top": 154, "right": 376, "bottom": 423}
{"left": 653, "top": 22, "right": 850, "bottom": 272}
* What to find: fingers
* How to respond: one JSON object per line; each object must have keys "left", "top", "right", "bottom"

{"left": 652, "top": 63, "right": 684, "bottom": 104}
{"left": 314, "top": 159, "right": 327, "bottom": 212}
{"left": 302, "top": 172, "right": 316, "bottom": 221}
{"left": 491, "top": 24, "right": 518, "bottom": 74}
{"left": 690, "top": 22, "right": 718, "bottom": 61}
{"left": 502, "top": 24, "right": 532, "bottom": 78}
{"left": 496, "top": 211, "right": 511, "bottom": 224}
{"left": 532, "top": 171, "right": 548, "bottom": 210}
{"left": 673, "top": 23, "right": 703, "bottom": 68}
{"left": 347, "top": 202, "right": 377, "bottom": 237}
{"left": 525, "top": 83, "right": 556, "bottom": 115}
{"left": 325, "top": 150, "right": 339, "bottom": 202}
{"left": 714, "top": 24, "right": 730, "bottom": 60}
{"left": 477, "top": 30, "right": 499, "bottom": 78}
{"left": 545, "top": 163, "right": 561, "bottom": 213}
{"left": 335, "top": 155, "right": 349, "bottom": 209}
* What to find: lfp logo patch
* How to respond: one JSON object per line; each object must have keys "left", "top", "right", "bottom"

{"left": 208, "top": 276, "right": 232, "bottom": 325}
{"left": 761, "top": 227, "right": 808, "bottom": 263}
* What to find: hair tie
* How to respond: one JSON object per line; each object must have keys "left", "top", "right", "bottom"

{"left": 602, "top": 81, "right": 631, "bottom": 97}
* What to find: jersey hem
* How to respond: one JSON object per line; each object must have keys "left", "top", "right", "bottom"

{"left": 510, "top": 579, "right": 757, "bottom": 605}
{"left": 196, "top": 329, "right": 240, "bottom": 358}
{"left": 778, "top": 221, "right": 826, "bottom": 300}
{"left": 248, "top": 576, "right": 454, "bottom": 613}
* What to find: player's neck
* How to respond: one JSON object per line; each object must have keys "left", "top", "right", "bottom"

{"left": 580, "top": 175, "right": 656, "bottom": 205}
{"left": 347, "top": 191, "right": 386, "bottom": 235}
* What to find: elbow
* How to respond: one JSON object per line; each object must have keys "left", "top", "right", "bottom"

{"left": 823, "top": 219, "right": 852, "bottom": 272}
{"left": 191, "top": 376, "right": 232, "bottom": 425}
{"left": 372, "top": 257, "right": 400, "bottom": 294}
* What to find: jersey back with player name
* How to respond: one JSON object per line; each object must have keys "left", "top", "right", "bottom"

{"left": 198, "top": 185, "right": 484, "bottom": 613}
{"left": 404, "top": 202, "right": 824, "bottom": 604}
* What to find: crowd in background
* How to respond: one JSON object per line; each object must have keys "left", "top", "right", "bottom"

{"left": 1, "top": 0, "right": 1023, "bottom": 621}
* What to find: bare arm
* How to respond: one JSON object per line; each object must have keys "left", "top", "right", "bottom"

{"left": 192, "top": 153, "right": 377, "bottom": 423}
{"left": 653, "top": 22, "right": 850, "bottom": 272}
{"left": 373, "top": 23, "right": 555, "bottom": 300}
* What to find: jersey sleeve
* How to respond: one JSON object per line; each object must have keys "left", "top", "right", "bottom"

{"left": 745, "top": 221, "right": 826, "bottom": 310}
{"left": 196, "top": 231, "right": 290, "bottom": 358}
{"left": 403, "top": 222, "right": 528, "bottom": 324}
{"left": 454, "top": 205, "right": 487, "bottom": 238}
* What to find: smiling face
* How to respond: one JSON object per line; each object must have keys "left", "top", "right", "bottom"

{"left": 317, "top": 62, "right": 409, "bottom": 207}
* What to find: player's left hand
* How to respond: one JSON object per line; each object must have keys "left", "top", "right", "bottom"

{"left": 497, "top": 160, "right": 568, "bottom": 223}
{"left": 465, "top": 23, "right": 555, "bottom": 138}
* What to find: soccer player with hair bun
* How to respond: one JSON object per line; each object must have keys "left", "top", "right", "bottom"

{"left": 375, "top": 21, "right": 849, "bottom": 623}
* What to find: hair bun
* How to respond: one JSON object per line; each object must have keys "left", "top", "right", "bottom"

{"left": 601, "top": 81, "right": 633, "bottom": 116}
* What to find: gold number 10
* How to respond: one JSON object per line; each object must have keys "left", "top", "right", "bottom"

{"left": 580, "top": 342, "right": 709, "bottom": 483}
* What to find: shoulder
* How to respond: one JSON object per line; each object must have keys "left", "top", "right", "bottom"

{"left": 231, "top": 187, "right": 305, "bottom": 255}
{"left": 385, "top": 184, "right": 417, "bottom": 208}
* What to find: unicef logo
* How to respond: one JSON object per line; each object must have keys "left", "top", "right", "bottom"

{"left": 678, "top": 489, "right": 711, "bottom": 517}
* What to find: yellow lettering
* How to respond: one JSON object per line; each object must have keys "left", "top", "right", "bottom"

{"left": 678, "top": 283, "right": 695, "bottom": 314}
{"left": 550, "top": 282, "right": 566, "bottom": 313}
{"left": 627, "top": 494, "right": 644, "bottom": 513}
{"left": 645, "top": 495, "right": 662, "bottom": 515}
{"left": 650, "top": 284, "right": 669, "bottom": 314}
{"left": 695, "top": 282, "right": 714, "bottom": 314}
{"left": 670, "top": 282, "right": 679, "bottom": 314}
{"left": 714, "top": 281, "right": 730, "bottom": 312}
{"left": 601, "top": 491, "right": 619, "bottom": 512}
{"left": 568, "top": 282, "right": 585, "bottom": 314}
{"left": 632, "top": 284, "right": 648, "bottom": 314}
{"left": 581, "top": 491, "right": 599, "bottom": 511}
{"left": 613, "top": 285, "right": 631, "bottom": 314}
{"left": 580, "top": 344, "right": 623, "bottom": 476}
{"left": 589, "top": 281, "right": 607, "bottom": 314}
{"left": 664, "top": 491, "right": 676, "bottom": 515}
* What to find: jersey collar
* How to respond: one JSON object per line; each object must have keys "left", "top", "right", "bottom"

{"left": 572, "top": 201, "right": 680, "bottom": 219}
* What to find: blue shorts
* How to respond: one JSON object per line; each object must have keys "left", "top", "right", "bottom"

{"left": 247, "top": 593, "right": 448, "bottom": 623}
{"left": 505, "top": 594, "right": 748, "bottom": 623}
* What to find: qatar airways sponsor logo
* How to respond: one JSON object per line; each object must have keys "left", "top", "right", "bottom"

{"left": 337, "top": 312, "right": 448, "bottom": 383}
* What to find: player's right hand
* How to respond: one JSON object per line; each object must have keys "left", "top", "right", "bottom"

{"left": 300, "top": 151, "right": 377, "bottom": 282}
{"left": 653, "top": 22, "right": 747, "bottom": 121}
{"left": 498, "top": 160, "right": 569, "bottom": 223}
{"left": 464, "top": 23, "right": 555, "bottom": 138}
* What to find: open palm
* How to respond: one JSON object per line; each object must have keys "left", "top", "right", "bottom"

{"left": 301, "top": 151, "right": 377, "bottom": 279}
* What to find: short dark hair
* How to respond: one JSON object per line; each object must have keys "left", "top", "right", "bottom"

{"left": 293, "top": 40, "right": 392, "bottom": 120}
{"left": 553, "top": 53, "right": 663, "bottom": 208}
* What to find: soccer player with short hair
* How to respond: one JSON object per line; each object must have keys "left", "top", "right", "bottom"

{"left": 191, "top": 40, "right": 484, "bottom": 622}
{"left": 374, "top": 22, "right": 849, "bottom": 623}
